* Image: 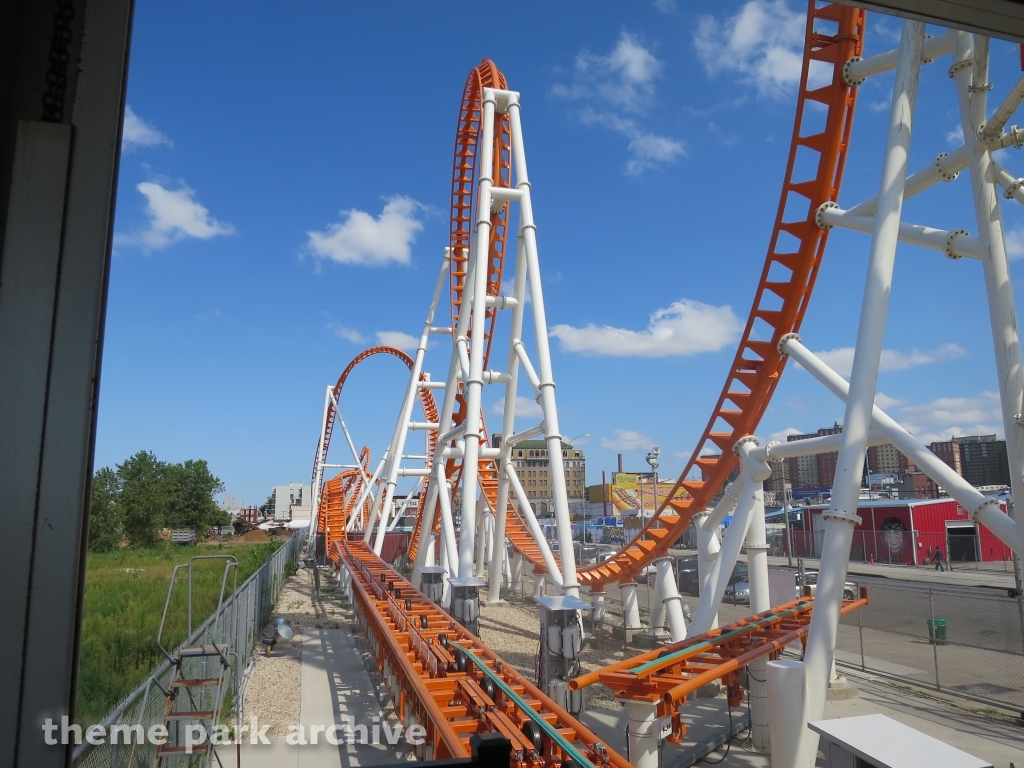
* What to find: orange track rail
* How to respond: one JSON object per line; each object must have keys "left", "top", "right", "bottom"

{"left": 313, "top": 346, "right": 438, "bottom": 562}
{"left": 573, "top": 3, "right": 866, "bottom": 589}
{"left": 336, "top": 539, "right": 628, "bottom": 768}
{"left": 570, "top": 593, "right": 867, "bottom": 725}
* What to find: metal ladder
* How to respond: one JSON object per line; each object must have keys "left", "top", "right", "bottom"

{"left": 152, "top": 556, "right": 238, "bottom": 766}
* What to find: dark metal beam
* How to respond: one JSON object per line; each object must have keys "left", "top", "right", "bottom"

{"left": 0, "top": 1, "right": 133, "bottom": 766}
{"left": 838, "top": 0, "right": 1024, "bottom": 43}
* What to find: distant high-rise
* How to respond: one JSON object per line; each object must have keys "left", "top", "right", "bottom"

{"left": 784, "top": 422, "right": 842, "bottom": 488}
{"left": 955, "top": 435, "right": 1009, "bottom": 487}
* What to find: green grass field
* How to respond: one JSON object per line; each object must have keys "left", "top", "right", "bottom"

{"left": 75, "top": 540, "right": 283, "bottom": 725}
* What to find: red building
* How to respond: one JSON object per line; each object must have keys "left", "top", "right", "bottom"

{"left": 794, "top": 496, "right": 1013, "bottom": 566}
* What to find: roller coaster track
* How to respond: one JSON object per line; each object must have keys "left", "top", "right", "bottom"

{"left": 337, "top": 538, "right": 626, "bottom": 767}
{"left": 570, "top": 3, "right": 865, "bottom": 589}
{"left": 314, "top": 346, "right": 438, "bottom": 562}
{"left": 318, "top": 447, "right": 370, "bottom": 563}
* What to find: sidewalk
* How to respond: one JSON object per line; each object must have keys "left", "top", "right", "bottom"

{"left": 764, "top": 555, "right": 1018, "bottom": 591}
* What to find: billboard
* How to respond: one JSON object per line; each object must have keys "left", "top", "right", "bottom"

{"left": 607, "top": 473, "right": 690, "bottom": 515}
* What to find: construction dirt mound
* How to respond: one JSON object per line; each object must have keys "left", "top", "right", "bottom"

{"left": 237, "top": 529, "right": 271, "bottom": 543}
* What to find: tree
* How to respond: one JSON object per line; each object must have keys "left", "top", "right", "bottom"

{"left": 117, "top": 451, "right": 171, "bottom": 548}
{"left": 87, "top": 467, "right": 123, "bottom": 552}
{"left": 164, "top": 459, "right": 226, "bottom": 534}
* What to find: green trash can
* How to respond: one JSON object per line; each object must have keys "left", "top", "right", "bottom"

{"left": 927, "top": 618, "right": 947, "bottom": 645}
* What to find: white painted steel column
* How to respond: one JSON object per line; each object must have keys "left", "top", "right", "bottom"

{"left": 411, "top": 477, "right": 442, "bottom": 585}
{"left": 489, "top": 232, "right": 531, "bottom": 602}
{"left": 372, "top": 255, "right": 448, "bottom": 554}
{"left": 646, "top": 569, "right": 666, "bottom": 635}
{"left": 782, "top": 337, "right": 1020, "bottom": 551}
{"left": 505, "top": 461, "right": 564, "bottom": 587}
{"left": 798, "top": 21, "right": 924, "bottom": 768}
{"left": 591, "top": 591, "right": 606, "bottom": 628}
{"left": 511, "top": 551, "right": 525, "bottom": 593}
{"left": 534, "top": 572, "right": 546, "bottom": 597}
{"left": 620, "top": 582, "right": 641, "bottom": 634}
{"left": 767, "top": 660, "right": 806, "bottom": 768}
{"left": 435, "top": 467, "right": 460, "bottom": 577}
{"left": 953, "top": 33, "right": 1024, "bottom": 552}
{"left": 474, "top": 496, "right": 488, "bottom": 578}
{"left": 507, "top": 92, "right": 580, "bottom": 597}
{"left": 626, "top": 700, "right": 659, "bottom": 768}
{"left": 309, "top": 386, "right": 334, "bottom": 548}
{"left": 745, "top": 456, "right": 772, "bottom": 753}
{"left": 655, "top": 557, "right": 687, "bottom": 641}
{"left": 693, "top": 511, "right": 720, "bottom": 630}
{"left": 348, "top": 454, "right": 387, "bottom": 532}
{"left": 688, "top": 458, "right": 761, "bottom": 638}
{"left": 456, "top": 90, "right": 497, "bottom": 580}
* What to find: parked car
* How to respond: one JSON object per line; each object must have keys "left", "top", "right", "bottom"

{"left": 796, "top": 570, "right": 858, "bottom": 601}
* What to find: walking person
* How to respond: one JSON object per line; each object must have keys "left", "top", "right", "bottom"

{"left": 934, "top": 546, "right": 946, "bottom": 572}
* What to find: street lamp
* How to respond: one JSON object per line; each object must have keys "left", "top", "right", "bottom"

{"left": 645, "top": 446, "right": 660, "bottom": 521}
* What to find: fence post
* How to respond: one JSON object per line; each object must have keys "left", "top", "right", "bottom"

{"left": 857, "top": 601, "right": 865, "bottom": 671}
{"left": 928, "top": 588, "right": 940, "bottom": 690}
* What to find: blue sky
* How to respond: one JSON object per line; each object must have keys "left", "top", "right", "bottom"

{"left": 96, "top": 0, "right": 1024, "bottom": 506}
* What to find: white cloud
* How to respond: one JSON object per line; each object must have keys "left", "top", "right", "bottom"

{"left": 653, "top": 0, "right": 677, "bottom": 12}
{"left": 331, "top": 325, "right": 365, "bottom": 344}
{"left": 769, "top": 427, "right": 802, "bottom": 444}
{"left": 601, "top": 430, "right": 653, "bottom": 451}
{"left": 117, "top": 182, "right": 235, "bottom": 250}
{"left": 492, "top": 396, "right": 544, "bottom": 419}
{"left": 811, "top": 344, "right": 968, "bottom": 378}
{"left": 1005, "top": 228, "right": 1024, "bottom": 260}
{"left": 551, "top": 299, "right": 742, "bottom": 358}
{"left": 946, "top": 125, "right": 964, "bottom": 145}
{"left": 581, "top": 109, "right": 686, "bottom": 174}
{"left": 896, "top": 392, "right": 1003, "bottom": 444}
{"left": 375, "top": 330, "right": 419, "bottom": 352}
{"left": 869, "top": 101, "right": 889, "bottom": 113}
{"left": 693, "top": 1, "right": 805, "bottom": 99}
{"left": 874, "top": 391, "right": 902, "bottom": 410}
{"left": 307, "top": 196, "right": 426, "bottom": 266}
{"left": 553, "top": 32, "right": 684, "bottom": 175}
{"left": 122, "top": 106, "right": 172, "bottom": 151}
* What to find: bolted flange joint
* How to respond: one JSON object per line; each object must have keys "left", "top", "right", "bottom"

{"left": 764, "top": 440, "right": 781, "bottom": 460}
{"left": 822, "top": 509, "right": 862, "bottom": 526}
{"left": 1004, "top": 178, "right": 1024, "bottom": 200}
{"left": 944, "top": 229, "right": 969, "bottom": 260}
{"left": 815, "top": 201, "right": 839, "bottom": 230}
{"left": 842, "top": 56, "right": 865, "bottom": 87}
{"left": 733, "top": 435, "right": 760, "bottom": 456}
{"left": 933, "top": 152, "right": 959, "bottom": 182}
{"left": 971, "top": 497, "right": 1003, "bottom": 524}
{"left": 777, "top": 332, "right": 801, "bottom": 356}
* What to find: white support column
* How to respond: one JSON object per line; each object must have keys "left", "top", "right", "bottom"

{"left": 646, "top": 569, "right": 666, "bottom": 636}
{"left": 534, "top": 571, "right": 547, "bottom": 597}
{"left": 797, "top": 20, "right": 924, "bottom": 768}
{"left": 511, "top": 551, "right": 525, "bottom": 595}
{"left": 767, "top": 660, "right": 806, "bottom": 768}
{"left": 488, "top": 232, "right": 531, "bottom": 603}
{"left": 620, "top": 582, "right": 641, "bottom": 636}
{"left": 506, "top": 91, "right": 580, "bottom": 598}
{"left": 745, "top": 459, "right": 772, "bottom": 753}
{"left": 591, "top": 591, "right": 607, "bottom": 629}
{"left": 455, "top": 90, "right": 497, "bottom": 581}
{"left": 372, "top": 255, "right": 448, "bottom": 555}
{"left": 953, "top": 33, "right": 1024, "bottom": 552}
{"left": 687, "top": 446, "right": 765, "bottom": 639}
{"left": 655, "top": 557, "right": 687, "bottom": 642}
{"left": 693, "top": 511, "right": 720, "bottom": 630}
{"left": 626, "top": 700, "right": 660, "bottom": 768}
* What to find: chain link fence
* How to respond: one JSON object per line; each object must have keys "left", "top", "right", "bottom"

{"left": 835, "top": 582, "right": 1024, "bottom": 710}
{"left": 72, "top": 535, "right": 304, "bottom": 768}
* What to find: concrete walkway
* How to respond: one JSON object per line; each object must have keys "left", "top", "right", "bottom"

{"left": 217, "top": 629, "right": 406, "bottom": 767}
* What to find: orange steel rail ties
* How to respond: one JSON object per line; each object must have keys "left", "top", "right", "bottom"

{"left": 568, "top": 592, "right": 868, "bottom": 744}
{"left": 336, "top": 538, "right": 629, "bottom": 768}
{"left": 313, "top": 345, "right": 439, "bottom": 564}
{"left": 568, "top": 2, "right": 866, "bottom": 594}
{"left": 317, "top": 447, "right": 371, "bottom": 563}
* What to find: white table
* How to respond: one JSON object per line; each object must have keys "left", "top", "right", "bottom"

{"left": 808, "top": 714, "right": 993, "bottom": 768}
